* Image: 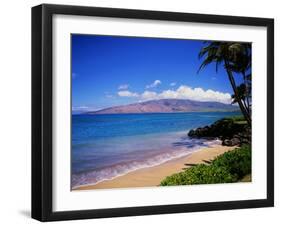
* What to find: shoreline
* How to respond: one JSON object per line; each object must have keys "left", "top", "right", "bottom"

{"left": 74, "top": 144, "right": 236, "bottom": 191}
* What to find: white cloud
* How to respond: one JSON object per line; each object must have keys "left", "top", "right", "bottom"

{"left": 117, "top": 90, "right": 139, "bottom": 97}
{"left": 145, "top": 80, "right": 161, "bottom": 89}
{"left": 118, "top": 84, "right": 129, "bottom": 90}
{"left": 72, "top": 105, "right": 89, "bottom": 111}
{"left": 117, "top": 84, "right": 232, "bottom": 104}
{"left": 141, "top": 91, "right": 158, "bottom": 100}
{"left": 170, "top": 82, "right": 176, "bottom": 86}
{"left": 156, "top": 85, "right": 232, "bottom": 104}
{"left": 72, "top": 105, "right": 101, "bottom": 112}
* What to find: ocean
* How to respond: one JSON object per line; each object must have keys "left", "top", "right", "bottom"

{"left": 71, "top": 112, "right": 240, "bottom": 189}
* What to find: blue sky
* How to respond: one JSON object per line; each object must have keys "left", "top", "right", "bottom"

{"left": 72, "top": 34, "right": 243, "bottom": 112}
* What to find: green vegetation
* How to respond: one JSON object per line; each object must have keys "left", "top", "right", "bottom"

{"left": 225, "top": 115, "right": 247, "bottom": 125}
{"left": 160, "top": 145, "right": 251, "bottom": 186}
{"left": 226, "top": 115, "right": 246, "bottom": 122}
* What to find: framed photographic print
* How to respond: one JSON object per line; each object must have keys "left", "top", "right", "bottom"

{"left": 32, "top": 4, "right": 274, "bottom": 221}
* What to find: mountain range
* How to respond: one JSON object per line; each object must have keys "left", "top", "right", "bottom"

{"left": 87, "top": 99, "right": 239, "bottom": 114}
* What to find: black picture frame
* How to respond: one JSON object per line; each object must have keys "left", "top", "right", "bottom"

{"left": 32, "top": 4, "right": 274, "bottom": 222}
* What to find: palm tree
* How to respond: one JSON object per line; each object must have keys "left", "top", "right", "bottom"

{"left": 198, "top": 41, "right": 251, "bottom": 125}
{"left": 231, "top": 83, "right": 246, "bottom": 105}
{"left": 227, "top": 43, "right": 252, "bottom": 115}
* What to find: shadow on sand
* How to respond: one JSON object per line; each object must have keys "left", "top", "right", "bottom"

{"left": 181, "top": 159, "right": 213, "bottom": 170}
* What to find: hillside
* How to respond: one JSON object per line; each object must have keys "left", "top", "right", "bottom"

{"left": 87, "top": 99, "right": 239, "bottom": 114}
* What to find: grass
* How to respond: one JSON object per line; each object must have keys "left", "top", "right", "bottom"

{"left": 227, "top": 115, "right": 245, "bottom": 121}
{"left": 160, "top": 144, "right": 251, "bottom": 186}
{"left": 226, "top": 115, "right": 247, "bottom": 125}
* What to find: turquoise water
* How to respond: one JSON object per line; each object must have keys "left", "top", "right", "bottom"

{"left": 71, "top": 112, "right": 240, "bottom": 188}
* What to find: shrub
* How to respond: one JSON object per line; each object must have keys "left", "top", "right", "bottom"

{"left": 212, "top": 145, "right": 251, "bottom": 180}
{"left": 160, "top": 164, "right": 235, "bottom": 186}
{"left": 226, "top": 115, "right": 245, "bottom": 122}
{"left": 160, "top": 145, "right": 251, "bottom": 186}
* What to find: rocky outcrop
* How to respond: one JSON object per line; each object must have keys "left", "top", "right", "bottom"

{"left": 188, "top": 118, "right": 251, "bottom": 146}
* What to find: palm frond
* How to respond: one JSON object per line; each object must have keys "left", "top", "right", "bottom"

{"left": 197, "top": 56, "right": 214, "bottom": 73}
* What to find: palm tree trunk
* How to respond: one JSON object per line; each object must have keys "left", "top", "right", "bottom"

{"left": 242, "top": 99, "right": 248, "bottom": 111}
{"left": 225, "top": 60, "right": 251, "bottom": 125}
{"left": 242, "top": 71, "right": 250, "bottom": 114}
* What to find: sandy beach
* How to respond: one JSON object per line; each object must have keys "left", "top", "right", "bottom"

{"left": 74, "top": 144, "right": 236, "bottom": 190}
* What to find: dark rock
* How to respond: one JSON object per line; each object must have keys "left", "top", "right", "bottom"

{"left": 188, "top": 118, "right": 246, "bottom": 139}
{"left": 188, "top": 117, "right": 251, "bottom": 146}
{"left": 222, "top": 139, "right": 232, "bottom": 146}
{"left": 222, "top": 137, "right": 240, "bottom": 146}
{"left": 230, "top": 137, "right": 241, "bottom": 146}
{"left": 241, "top": 138, "right": 251, "bottom": 144}
{"left": 188, "top": 129, "right": 196, "bottom": 137}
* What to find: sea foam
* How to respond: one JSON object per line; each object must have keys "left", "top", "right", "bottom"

{"left": 71, "top": 138, "right": 221, "bottom": 189}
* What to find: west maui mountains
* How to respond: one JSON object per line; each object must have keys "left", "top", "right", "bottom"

{"left": 87, "top": 99, "right": 239, "bottom": 114}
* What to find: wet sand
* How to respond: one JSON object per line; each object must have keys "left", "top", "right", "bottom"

{"left": 74, "top": 144, "right": 235, "bottom": 190}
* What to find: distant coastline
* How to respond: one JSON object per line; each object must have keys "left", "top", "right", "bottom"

{"left": 73, "top": 111, "right": 241, "bottom": 116}
{"left": 77, "top": 98, "right": 240, "bottom": 115}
